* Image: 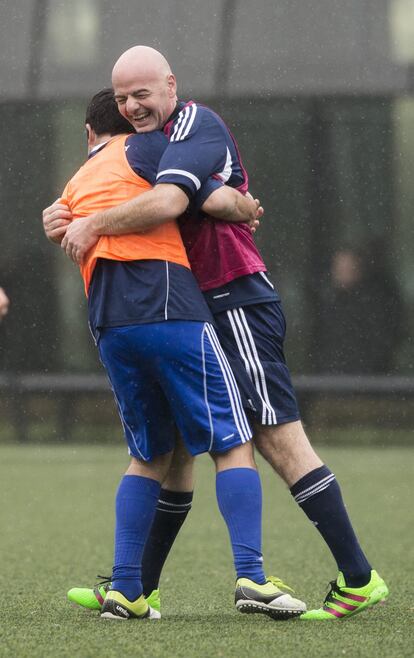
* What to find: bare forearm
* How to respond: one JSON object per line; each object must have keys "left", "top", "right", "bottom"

{"left": 202, "top": 187, "right": 262, "bottom": 226}
{"left": 90, "top": 185, "right": 188, "bottom": 236}
{"left": 216, "top": 191, "right": 256, "bottom": 223}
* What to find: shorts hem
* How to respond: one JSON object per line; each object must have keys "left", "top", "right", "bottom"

{"left": 251, "top": 413, "right": 301, "bottom": 427}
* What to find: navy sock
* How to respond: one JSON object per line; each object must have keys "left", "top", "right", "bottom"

{"left": 216, "top": 468, "right": 265, "bottom": 584}
{"left": 290, "top": 465, "right": 371, "bottom": 587}
{"left": 112, "top": 474, "right": 161, "bottom": 601}
{"left": 141, "top": 488, "right": 193, "bottom": 597}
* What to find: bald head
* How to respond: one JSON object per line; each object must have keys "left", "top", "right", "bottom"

{"left": 112, "top": 46, "right": 177, "bottom": 132}
{"left": 113, "top": 46, "right": 172, "bottom": 82}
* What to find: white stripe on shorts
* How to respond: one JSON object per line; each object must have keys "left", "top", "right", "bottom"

{"left": 106, "top": 374, "right": 146, "bottom": 461}
{"left": 204, "top": 323, "right": 251, "bottom": 444}
{"left": 227, "top": 308, "right": 278, "bottom": 425}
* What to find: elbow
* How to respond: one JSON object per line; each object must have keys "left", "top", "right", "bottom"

{"left": 154, "top": 184, "right": 189, "bottom": 220}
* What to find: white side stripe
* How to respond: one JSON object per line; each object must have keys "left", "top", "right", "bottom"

{"left": 164, "top": 261, "right": 170, "bottom": 320}
{"left": 156, "top": 168, "right": 201, "bottom": 190}
{"left": 227, "top": 308, "right": 277, "bottom": 424}
{"left": 217, "top": 147, "right": 232, "bottom": 183}
{"left": 227, "top": 310, "right": 253, "bottom": 381}
{"left": 259, "top": 271, "right": 274, "bottom": 289}
{"left": 205, "top": 323, "right": 251, "bottom": 443}
{"left": 207, "top": 324, "right": 251, "bottom": 443}
{"left": 106, "top": 376, "right": 146, "bottom": 461}
{"left": 232, "top": 308, "right": 270, "bottom": 424}
{"left": 237, "top": 308, "right": 277, "bottom": 424}
{"left": 201, "top": 324, "right": 215, "bottom": 451}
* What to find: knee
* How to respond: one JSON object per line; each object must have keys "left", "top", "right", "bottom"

{"left": 212, "top": 441, "right": 257, "bottom": 472}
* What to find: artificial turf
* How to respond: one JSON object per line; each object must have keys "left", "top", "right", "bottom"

{"left": 0, "top": 441, "right": 412, "bottom": 658}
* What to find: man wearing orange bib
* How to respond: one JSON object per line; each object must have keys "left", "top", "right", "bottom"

{"left": 52, "top": 89, "right": 305, "bottom": 621}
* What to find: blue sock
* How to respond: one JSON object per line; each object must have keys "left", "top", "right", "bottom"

{"left": 112, "top": 474, "right": 161, "bottom": 601}
{"left": 290, "top": 465, "right": 372, "bottom": 587}
{"left": 216, "top": 468, "right": 266, "bottom": 584}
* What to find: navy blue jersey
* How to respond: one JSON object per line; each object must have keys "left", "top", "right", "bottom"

{"left": 158, "top": 101, "right": 266, "bottom": 295}
{"left": 159, "top": 101, "right": 248, "bottom": 197}
{"left": 124, "top": 130, "right": 168, "bottom": 182}
{"left": 86, "top": 133, "right": 213, "bottom": 341}
{"left": 202, "top": 272, "right": 280, "bottom": 315}
{"left": 88, "top": 259, "right": 214, "bottom": 342}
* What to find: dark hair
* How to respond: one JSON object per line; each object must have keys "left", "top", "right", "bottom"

{"left": 85, "top": 88, "right": 135, "bottom": 136}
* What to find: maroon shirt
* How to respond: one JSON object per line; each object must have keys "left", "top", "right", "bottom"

{"left": 179, "top": 215, "right": 265, "bottom": 291}
{"left": 159, "top": 100, "right": 266, "bottom": 291}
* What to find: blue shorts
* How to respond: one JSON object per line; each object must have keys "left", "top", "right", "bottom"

{"left": 98, "top": 321, "right": 252, "bottom": 461}
{"left": 213, "top": 302, "right": 300, "bottom": 426}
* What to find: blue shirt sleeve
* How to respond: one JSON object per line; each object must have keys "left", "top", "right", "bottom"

{"left": 125, "top": 131, "right": 169, "bottom": 185}
{"left": 156, "top": 104, "right": 232, "bottom": 197}
{"left": 193, "top": 177, "right": 224, "bottom": 211}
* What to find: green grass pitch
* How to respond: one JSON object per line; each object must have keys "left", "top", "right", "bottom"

{"left": 0, "top": 441, "right": 412, "bottom": 658}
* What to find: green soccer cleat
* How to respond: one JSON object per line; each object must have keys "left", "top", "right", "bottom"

{"left": 235, "top": 576, "right": 306, "bottom": 619}
{"left": 300, "top": 570, "right": 389, "bottom": 620}
{"left": 67, "top": 576, "right": 161, "bottom": 615}
{"left": 101, "top": 590, "right": 161, "bottom": 620}
{"left": 145, "top": 589, "right": 161, "bottom": 613}
{"left": 67, "top": 577, "right": 111, "bottom": 611}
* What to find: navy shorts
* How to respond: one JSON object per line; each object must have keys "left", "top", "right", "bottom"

{"left": 213, "top": 302, "right": 300, "bottom": 426}
{"left": 98, "top": 321, "right": 252, "bottom": 461}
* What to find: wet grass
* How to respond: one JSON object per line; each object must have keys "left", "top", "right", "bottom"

{"left": 0, "top": 442, "right": 412, "bottom": 657}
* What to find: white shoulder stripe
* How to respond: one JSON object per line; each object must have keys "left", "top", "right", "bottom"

{"left": 170, "top": 110, "right": 184, "bottom": 142}
{"left": 179, "top": 104, "right": 197, "bottom": 140}
{"left": 172, "top": 105, "right": 190, "bottom": 142}
{"left": 171, "top": 104, "right": 198, "bottom": 142}
{"left": 156, "top": 168, "right": 201, "bottom": 190}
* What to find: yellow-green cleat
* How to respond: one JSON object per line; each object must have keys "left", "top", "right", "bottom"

{"left": 101, "top": 590, "right": 161, "bottom": 620}
{"left": 145, "top": 589, "right": 161, "bottom": 613}
{"left": 300, "top": 570, "right": 389, "bottom": 620}
{"left": 67, "top": 578, "right": 111, "bottom": 610}
{"left": 67, "top": 576, "right": 161, "bottom": 615}
{"left": 235, "top": 576, "right": 306, "bottom": 619}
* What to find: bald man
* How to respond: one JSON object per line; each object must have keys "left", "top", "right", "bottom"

{"left": 44, "top": 46, "right": 388, "bottom": 622}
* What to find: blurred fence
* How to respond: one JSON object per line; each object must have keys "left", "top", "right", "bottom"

{"left": 1, "top": 372, "right": 413, "bottom": 443}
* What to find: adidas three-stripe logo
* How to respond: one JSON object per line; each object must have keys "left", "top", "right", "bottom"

{"left": 170, "top": 103, "right": 198, "bottom": 142}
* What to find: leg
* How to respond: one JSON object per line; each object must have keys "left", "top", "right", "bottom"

{"left": 97, "top": 325, "right": 177, "bottom": 620}
{"left": 212, "top": 442, "right": 265, "bottom": 583}
{"left": 141, "top": 433, "right": 195, "bottom": 597}
{"left": 254, "top": 419, "right": 388, "bottom": 619}
{"left": 253, "top": 419, "right": 321, "bottom": 486}
{"left": 214, "top": 300, "right": 388, "bottom": 617}
{"left": 211, "top": 441, "right": 306, "bottom": 618}
{"left": 107, "top": 452, "right": 173, "bottom": 608}
{"left": 254, "top": 419, "right": 372, "bottom": 584}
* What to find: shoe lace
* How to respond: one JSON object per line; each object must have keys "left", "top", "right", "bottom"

{"left": 323, "top": 579, "right": 340, "bottom": 605}
{"left": 266, "top": 575, "right": 295, "bottom": 593}
{"left": 96, "top": 574, "right": 112, "bottom": 588}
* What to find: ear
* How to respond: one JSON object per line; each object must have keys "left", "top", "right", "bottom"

{"left": 167, "top": 73, "right": 177, "bottom": 98}
{"left": 85, "top": 123, "right": 97, "bottom": 149}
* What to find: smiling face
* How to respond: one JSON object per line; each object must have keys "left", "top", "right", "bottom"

{"left": 112, "top": 46, "right": 177, "bottom": 132}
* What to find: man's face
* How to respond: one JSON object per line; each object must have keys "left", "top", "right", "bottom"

{"left": 113, "top": 72, "right": 176, "bottom": 133}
